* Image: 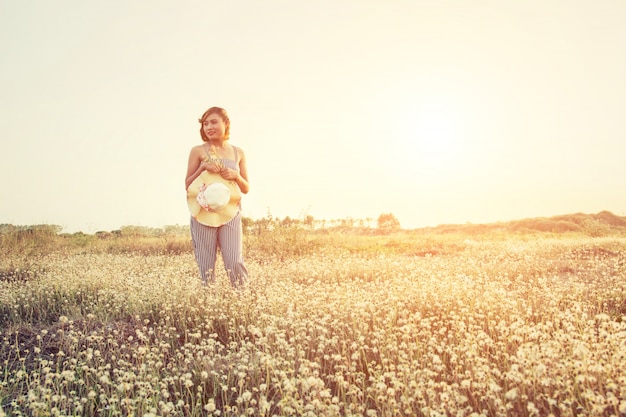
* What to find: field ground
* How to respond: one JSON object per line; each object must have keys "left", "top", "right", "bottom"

{"left": 1, "top": 212, "right": 626, "bottom": 416}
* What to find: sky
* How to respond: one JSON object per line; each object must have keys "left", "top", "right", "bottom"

{"left": 1, "top": 0, "right": 625, "bottom": 233}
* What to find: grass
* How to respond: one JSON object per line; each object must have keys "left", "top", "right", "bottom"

{"left": 1, "top": 213, "right": 626, "bottom": 416}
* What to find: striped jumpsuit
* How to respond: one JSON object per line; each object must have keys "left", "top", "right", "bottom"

{"left": 190, "top": 148, "right": 248, "bottom": 286}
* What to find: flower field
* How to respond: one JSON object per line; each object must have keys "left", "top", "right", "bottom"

{"left": 1, "top": 229, "right": 626, "bottom": 416}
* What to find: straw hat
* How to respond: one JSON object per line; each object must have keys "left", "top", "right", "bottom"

{"left": 187, "top": 171, "right": 241, "bottom": 227}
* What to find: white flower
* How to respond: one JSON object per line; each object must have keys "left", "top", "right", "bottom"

{"left": 204, "top": 399, "right": 216, "bottom": 412}
{"left": 504, "top": 388, "right": 518, "bottom": 401}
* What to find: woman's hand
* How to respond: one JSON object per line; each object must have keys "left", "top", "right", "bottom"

{"left": 201, "top": 160, "right": 222, "bottom": 173}
{"left": 219, "top": 167, "right": 239, "bottom": 180}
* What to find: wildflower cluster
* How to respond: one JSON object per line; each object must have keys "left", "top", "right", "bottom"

{"left": 1, "top": 236, "right": 625, "bottom": 416}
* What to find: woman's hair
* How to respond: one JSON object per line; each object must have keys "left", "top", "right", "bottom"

{"left": 199, "top": 106, "right": 230, "bottom": 142}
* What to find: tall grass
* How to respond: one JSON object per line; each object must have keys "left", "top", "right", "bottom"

{"left": 1, "top": 221, "right": 626, "bottom": 416}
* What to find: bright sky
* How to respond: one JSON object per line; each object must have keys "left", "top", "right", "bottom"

{"left": 1, "top": 1, "right": 625, "bottom": 233}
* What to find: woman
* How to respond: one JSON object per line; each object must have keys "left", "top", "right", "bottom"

{"left": 185, "top": 107, "right": 249, "bottom": 286}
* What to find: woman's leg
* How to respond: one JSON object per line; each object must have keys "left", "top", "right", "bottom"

{"left": 218, "top": 212, "right": 248, "bottom": 286}
{"left": 190, "top": 217, "right": 219, "bottom": 285}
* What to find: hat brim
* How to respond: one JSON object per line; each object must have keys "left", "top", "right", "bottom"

{"left": 187, "top": 171, "right": 242, "bottom": 227}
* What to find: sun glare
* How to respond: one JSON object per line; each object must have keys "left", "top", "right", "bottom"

{"left": 392, "top": 101, "right": 467, "bottom": 182}
{"left": 411, "top": 108, "right": 458, "bottom": 156}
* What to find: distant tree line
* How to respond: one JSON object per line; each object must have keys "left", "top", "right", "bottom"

{"left": 0, "top": 213, "right": 401, "bottom": 237}
{"left": 0, "top": 224, "right": 62, "bottom": 235}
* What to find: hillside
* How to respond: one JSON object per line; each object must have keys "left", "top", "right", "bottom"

{"left": 419, "top": 210, "right": 626, "bottom": 236}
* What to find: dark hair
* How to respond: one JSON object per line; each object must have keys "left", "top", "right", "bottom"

{"left": 198, "top": 107, "right": 230, "bottom": 142}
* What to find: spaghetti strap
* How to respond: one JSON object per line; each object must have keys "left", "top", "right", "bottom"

{"left": 233, "top": 145, "right": 238, "bottom": 163}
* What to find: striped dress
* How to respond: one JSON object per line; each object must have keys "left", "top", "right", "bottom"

{"left": 190, "top": 147, "right": 248, "bottom": 286}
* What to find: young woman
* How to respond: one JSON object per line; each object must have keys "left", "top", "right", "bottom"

{"left": 185, "top": 107, "right": 249, "bottom": 286}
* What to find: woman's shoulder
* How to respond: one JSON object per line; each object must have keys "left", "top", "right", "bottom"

{"left": 230, "top": 144, "right": 246, "bottom": 158}
{"left": 189, "top": 143, "right": 206, "bottom": 155}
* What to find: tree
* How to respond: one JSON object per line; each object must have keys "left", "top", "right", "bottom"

{"left": 304, "top": 215, "right": 314, "bottom": 229}
{"left": 281, "top": 216, "right": 295, "bottom": 227}
{"left": 377, "top": 213, "right": 400, "bottom": 230}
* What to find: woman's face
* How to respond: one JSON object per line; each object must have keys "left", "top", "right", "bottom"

{"left": 202, "top": 113, "right": 227, "bottom": 141}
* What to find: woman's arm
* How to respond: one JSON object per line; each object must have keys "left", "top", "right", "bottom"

{"left": 185, "top": 147, "right": 204, "bottom": 190}
{"left": 235, "top": 147, "right": 250, "bottom": 194}
{"left": 218, "top": 146, "right": 250, "bottom": 194}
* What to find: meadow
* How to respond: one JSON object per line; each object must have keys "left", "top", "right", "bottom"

{"left": 1, "top": 212, "right": 626, "bottom": 416}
